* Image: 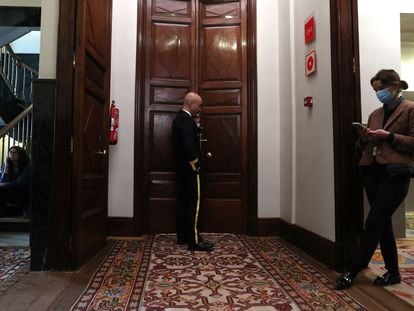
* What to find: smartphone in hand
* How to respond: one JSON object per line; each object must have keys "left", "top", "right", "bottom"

{"left": 352, "top": 122, "right": 366, "bottom": 130}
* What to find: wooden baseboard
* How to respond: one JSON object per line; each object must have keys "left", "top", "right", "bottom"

{"left": 108, "top": 217, "right": 136, "bottom": 236}
{"left": 255, "top": 218, "right": 281, "bottom": 236}
{"left": 257, "top": 218, "right": 336, "bottom": 269}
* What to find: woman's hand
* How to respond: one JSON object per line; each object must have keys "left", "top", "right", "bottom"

{"left": 367, "top": 129, "right": 390, "bottom": 140}
{"left": 358, "top": 127, "right": 369, "bottom": 141}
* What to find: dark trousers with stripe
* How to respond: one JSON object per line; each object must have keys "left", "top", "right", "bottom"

{"left": 352, "top": 162, "right": 410, "bottom": 275}
{"left": 176, "top": 172, "right": 201, "bottom": 246}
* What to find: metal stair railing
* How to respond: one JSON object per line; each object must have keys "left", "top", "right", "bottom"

{"left": 0, "top": 44, "right": 38, "bottom": 103}
{"left": 0, "top": 104, "right": 33, "bottom": 166}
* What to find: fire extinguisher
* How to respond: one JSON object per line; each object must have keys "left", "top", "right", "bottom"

{"left": 109, "top": 100, "right": 119, "bottom": 145}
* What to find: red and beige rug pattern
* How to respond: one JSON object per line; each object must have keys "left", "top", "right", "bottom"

{"left": 406, "top": 212, "right": 414, "bottom": 237}
{"left": 367, "top": 238, "right": 414, "bottom": 307}
{"left": 0, "top": 247, "right": 30, "bottom": 284}
{"left": 71, "top": 237, "right": 152, "bottom": 310}
{"left": 72, "top": 234, "right": 366, "bottom": 310}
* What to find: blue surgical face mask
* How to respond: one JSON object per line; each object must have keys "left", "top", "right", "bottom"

{"left": 376, "top": 88, "right": 394, "bottom": 105}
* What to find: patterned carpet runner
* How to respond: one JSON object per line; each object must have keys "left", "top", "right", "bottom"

{"left": 71, "top": 234, "right": 366, "bottom": 310}
{"left": 368, "top": 237, "right": 414, "bottom": 307}
{"left": 406, "top": 211, "right": 414, "bottom": 237}
{"left": 0, "top": 247, "right": 30, "bottom": 285}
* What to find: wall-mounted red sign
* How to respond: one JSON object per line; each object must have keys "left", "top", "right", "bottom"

{"left": 305, "top": 15, "right": 315, "bottom": 44}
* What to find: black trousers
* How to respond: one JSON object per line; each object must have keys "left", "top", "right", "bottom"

{"left": 0, "top": 187, "right": 29, "bottom": 216}
{"left": 352, "top": 162, "right": 410, "bottom": 275}
{"left": 176, "top": 172, "right": 202, "bottom": 246}
{"left": 0, "top": 188, "right": 6, "bottom": 210}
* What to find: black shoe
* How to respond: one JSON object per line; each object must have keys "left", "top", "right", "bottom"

{"left": 198, "top": 236, "right": 214, "bottom": 248}
{"left": 373, "top": 272, "right": 401, "bottom": 286}
{"left": 336, "top": 272, "right": 355, "bottom": 290}
{"left": 188, "top": 241, "right": 214, "bottom": 252}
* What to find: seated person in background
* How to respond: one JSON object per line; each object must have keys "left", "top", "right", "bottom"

{"left": 0, "top": 146, "right": 31, "bottom": 217}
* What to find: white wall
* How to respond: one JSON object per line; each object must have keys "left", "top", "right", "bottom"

{"left": 256, "top": 0, "right": 335, "bottom": 239}
{"left": 0, "top": 0, "right": 40, "bottom": 5}
{"left": 257, "top": 0, "right": 280, "bottom": 218}
{"left": 277, "top": 0, "right": 294, "bottom": 222}
{"left": 291, "top": 0, "right": 335, "bottom": 240}
{"left": 108, "top": 0, "right": 137, "bottom": 217}
{"left": 38, "top": 0, "right": 58, "bottom": 79}
{"left": 358, "top": 0, "right": 414, "bottom": 121}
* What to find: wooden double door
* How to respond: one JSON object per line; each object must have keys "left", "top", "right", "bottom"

{"left": 137, "top": 0, "right": 251, "bottom": 233}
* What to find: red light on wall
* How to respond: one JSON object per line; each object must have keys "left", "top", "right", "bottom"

{"left": 304, "top": 96, "right": 313, "bottom": 107}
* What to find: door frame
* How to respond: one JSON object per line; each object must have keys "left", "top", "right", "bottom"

{"left": 51, "top": 0, "right": 77, "bottom": 270}
{"left": 133, "top": 0, "right": 258, "bottom": 235}
{"left": 330, "top": 0, "right": 363, "bottom": 271}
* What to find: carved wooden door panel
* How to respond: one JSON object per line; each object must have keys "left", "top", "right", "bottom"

{"left": 140, "top": 0, "right": 247, "bottom": 233}
{"left": 72, "top": 0, "right": 112, "bottom": 267}
{"left": 198, "top": 0, "right": 247, "bottom": 232}
{"left": 141, "top": 0, "right": 196, "bottom": 233}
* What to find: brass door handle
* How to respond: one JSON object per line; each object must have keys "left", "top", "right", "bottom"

{"left": 206, "top": 152, "right": 213, "bottom": 158}
{"left": 200, "top": 139, "right": 208, "bottom": 142}
{"left": 95, "top": 149, "right": 107, "bottom": 155}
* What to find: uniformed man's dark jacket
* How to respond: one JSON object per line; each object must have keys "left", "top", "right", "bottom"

{"left": 172, "top": 110, "right": 200, "bottom": 178}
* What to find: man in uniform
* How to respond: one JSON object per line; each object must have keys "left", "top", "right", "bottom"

{"left": 172, "top": 92, "right": 213, "bottom": 252}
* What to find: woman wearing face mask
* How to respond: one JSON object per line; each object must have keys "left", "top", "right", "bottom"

{"left": 336, "top": 69, "right": 414, "bottom": 290}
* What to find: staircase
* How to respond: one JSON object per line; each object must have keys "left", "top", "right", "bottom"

{"left": 0, "top": 43, "right": 36, "bottom": 166}
{"left": 0, "top": 44, "right": 38, "bottom": 103}
{"left": 0, "top": 104, "right": 33, "bottom": 166}
{"left": 0, "top": 7, "right": 40, "bottom": 226}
